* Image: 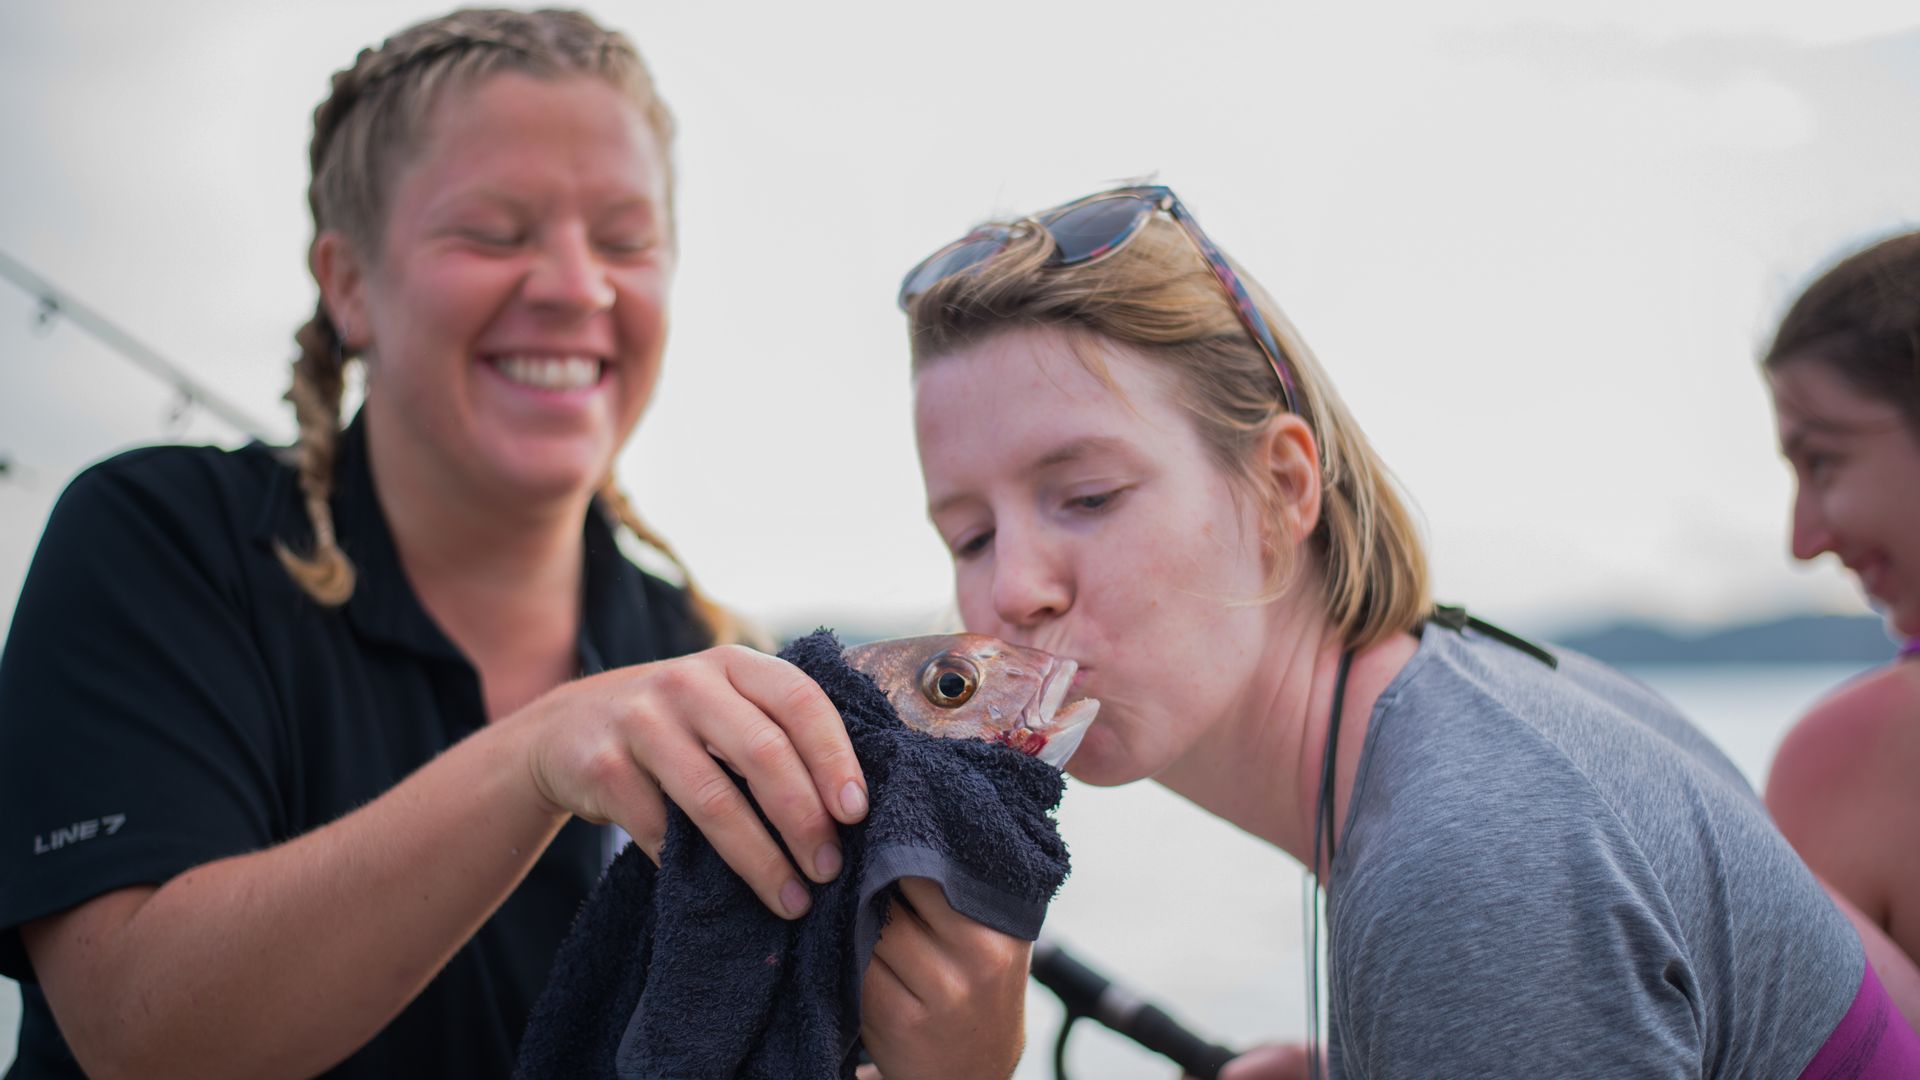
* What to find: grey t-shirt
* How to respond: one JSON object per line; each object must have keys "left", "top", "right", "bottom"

{"left": 1327, "top": 625, "right": 1860, "bottom": 1079}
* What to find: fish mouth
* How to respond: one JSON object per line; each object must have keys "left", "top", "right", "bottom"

{"left": 1023, "top": 659, "right": 1101, "bottom": 768}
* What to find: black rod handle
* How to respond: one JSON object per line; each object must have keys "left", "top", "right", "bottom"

{"left": 1030, "top": 940, "right": 1239, "bottom": 1080}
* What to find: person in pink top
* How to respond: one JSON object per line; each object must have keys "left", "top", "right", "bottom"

{"left": 1763, "top": 230, "right": 1920, "bottom": 1038}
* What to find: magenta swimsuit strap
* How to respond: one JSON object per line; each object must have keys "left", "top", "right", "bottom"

{"left": 1901, "top": 639, "right": 1920, "bottom": 659}
{"left": 1797, "top": 959, "right": 1920, "bottom": 1078}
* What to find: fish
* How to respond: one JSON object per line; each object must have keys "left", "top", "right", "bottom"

{"left": 842, "top": 633, "right": 1100, "bottom": 768}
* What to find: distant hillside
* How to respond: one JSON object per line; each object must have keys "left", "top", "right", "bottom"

{"left": 1555, "top": 613, "right": 1896, "bottom": 665}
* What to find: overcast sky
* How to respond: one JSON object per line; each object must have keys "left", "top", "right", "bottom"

{"left": 3, "top": 1, "right": 1919, "bottom": 642}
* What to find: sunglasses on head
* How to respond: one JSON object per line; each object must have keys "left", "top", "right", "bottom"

{"left": 897, "top": 184, "right": 1299, "bottom": 413}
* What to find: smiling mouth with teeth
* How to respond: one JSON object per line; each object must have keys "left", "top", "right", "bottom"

{"left": 488, "top": 355, "right": 606, "bottom": 392}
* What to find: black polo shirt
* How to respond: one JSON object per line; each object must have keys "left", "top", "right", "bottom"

{"left": 0, "top": 416, "right": 706, "bottom": 1077}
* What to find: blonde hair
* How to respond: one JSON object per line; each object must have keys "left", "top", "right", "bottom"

{"left": 278, "top": 7, "right": 745, "bottom": 646}
{"left": 906, "top": 214, "right": 1430, "bottom": 650}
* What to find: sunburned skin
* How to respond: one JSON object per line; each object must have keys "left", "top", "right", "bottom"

{"left": 1766, "top": 356, "right": 1920, "bottom": 1026}
{"left": 843, "top": 634, "right": 1100, "bottom": 768}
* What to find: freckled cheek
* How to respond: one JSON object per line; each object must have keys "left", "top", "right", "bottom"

{"left": 378, "top": 286, "right": 509, "bottom": 376}
{"left": 614, "top": 273, "right": 669, "bottom": 336}
{"left": 365, "top": 291, "right": 472, "bottom": 404}
{"left": 951, "top": 571, "right": 996, "bottom": 632}
{"left": 615, "top": 334, "right": 666, "bottom": 420}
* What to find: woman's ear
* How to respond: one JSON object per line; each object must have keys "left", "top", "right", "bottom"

{"left": 1262, "top": 413, "right": 1322, "bottom": 547}
{"left": 310, "top": 231, "right": 369, "bottom": 350}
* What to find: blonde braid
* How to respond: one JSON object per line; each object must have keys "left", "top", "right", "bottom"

{"left": 275, "top": 303, "right": 356, "bottom": 605}
{"left": 596, "top": 479, "right": 764, "bottom": 650}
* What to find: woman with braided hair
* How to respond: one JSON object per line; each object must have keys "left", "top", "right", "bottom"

{"left": 0, "top": 9, "right": 1029, "bottom": 1079}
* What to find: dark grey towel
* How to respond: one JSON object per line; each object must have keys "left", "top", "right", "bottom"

{"left": 514, "top": 629, "right": 1072, "bottom": 1080}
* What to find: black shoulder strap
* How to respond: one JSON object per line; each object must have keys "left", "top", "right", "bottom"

{"left": 1428, "top": 604, "right": 1558, "bottom": 670}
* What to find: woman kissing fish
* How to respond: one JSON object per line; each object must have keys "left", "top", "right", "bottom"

{"left": 842, "top": 634, "right": 1099, "bottom": 768}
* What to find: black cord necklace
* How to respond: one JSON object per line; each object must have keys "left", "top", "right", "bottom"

{"left": 1303, "top": 647, "right": 1355, "bottom": 1080}
{"left": 1316, "top": 649, "right": 1356, "bottom": 875}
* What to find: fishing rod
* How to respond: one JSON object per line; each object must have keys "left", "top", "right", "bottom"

{"left": 0, "top": 245, "right": 276, "bottom": 443}
{"left": 1030, "top": 939, "right": 1239, "bottom": 1080}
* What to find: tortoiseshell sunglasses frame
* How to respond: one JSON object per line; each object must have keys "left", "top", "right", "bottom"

{"left": 898, "top": 185, "right": 1299, "bottom": 413}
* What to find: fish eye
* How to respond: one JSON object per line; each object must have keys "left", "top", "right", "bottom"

{"left": 919, "top": 655, "right": 980, "bottom": 708}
